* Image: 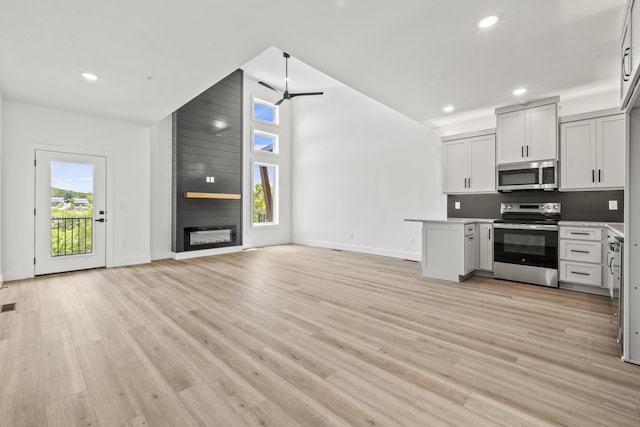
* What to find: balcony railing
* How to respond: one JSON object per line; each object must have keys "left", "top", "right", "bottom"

{"left": 51, "top": 217, "right": 93, "bottom": 256}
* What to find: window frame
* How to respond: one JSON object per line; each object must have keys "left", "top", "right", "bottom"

{"left": 251, "top": 127, "right": 280, "bottom": 155}
{"left": 252, "top": 162, "right": 279, "bottom": 227}
{"left": 252, "top": 97, "right": 280, "bottom": 126}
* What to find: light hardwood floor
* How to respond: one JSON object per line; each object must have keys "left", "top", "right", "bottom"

{"left": 0, "top": 244, "right": 638, "bottom": 426}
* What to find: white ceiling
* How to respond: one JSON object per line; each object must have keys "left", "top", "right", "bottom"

{"left": 0, "top": 0, "right": 626, "bottom": 129}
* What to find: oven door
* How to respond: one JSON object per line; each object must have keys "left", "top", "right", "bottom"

{"left": 493, "top": 224, "right": 558, "bottom": 269}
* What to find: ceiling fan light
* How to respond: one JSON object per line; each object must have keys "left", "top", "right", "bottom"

{"left": 513, "top": 87, "right": 527, "bottom": 96}
{"left": 443, "top": 105, "right": 455, "bottom": 113}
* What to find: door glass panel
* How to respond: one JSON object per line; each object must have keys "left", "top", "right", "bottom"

{"left": 504, "top": 233, "right": 545, "bottom": 256}
{"left": 500, "top": 169, "right": 538, "bottom": 186}
{"left": 50, "top": 161, "right": 94, "bottom": 256}
{"left": 253, "top": 164, "right": 277, "bottom": 225}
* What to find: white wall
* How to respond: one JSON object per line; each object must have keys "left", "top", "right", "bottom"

{"left": 150, "top": 115, "right": 172, "bottom": 260}
{"left": 242, "top": 75, "right": 293, "bottom": 248}
{"left": 291, "top": 85, "right": 445, "bottom": 261}
{"left": 2, "top": 101, "right": 151, "bottom": 281}
{"left": 0, "top": 92, "right": 3, "bottom": 284}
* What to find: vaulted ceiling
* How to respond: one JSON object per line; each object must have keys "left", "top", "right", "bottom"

{"left": 0, "top": 0, "right": 626, "bottom": 128}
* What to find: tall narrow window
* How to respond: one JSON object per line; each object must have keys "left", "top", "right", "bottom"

{"left": 253, "top": 163, "right": 277, "bottom": 225}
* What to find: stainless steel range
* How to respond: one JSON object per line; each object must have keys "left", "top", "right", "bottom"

{"left": 493, "top": 202, "right": 560, "bottom": 287}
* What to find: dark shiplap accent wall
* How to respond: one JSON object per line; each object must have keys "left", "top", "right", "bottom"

{"left": 447, "top": 190, "right": 624, "bottom": 222}
{"left": 172, "top": 69, "right": 243, "bottom": 252}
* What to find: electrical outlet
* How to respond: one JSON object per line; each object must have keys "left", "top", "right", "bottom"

{"left": 609, "top": 200, "right": 618, "bottom": 210}
{"left": 454, "top": 201, "right": 461, "bottom": 210}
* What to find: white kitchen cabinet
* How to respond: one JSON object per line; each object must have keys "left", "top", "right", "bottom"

{"left": 560, "top": 113, "right": 625, "bottom": 190}
{"left": 478, "top": 223, "right": 493, "bottom": 272}
{"left": 442, "top": 131, "right": 495, "bottom": 194}
{"left": 496, "top": 99, "right": 558, "bottom": 165}
{"left": 621, "top": 0, "right": 640, "bottom": 109}
{"left": 464, "top": 224, "right": 477, "bottom": 274}
{"left": 559, "top": 225, "right": 605, "bottom": 290}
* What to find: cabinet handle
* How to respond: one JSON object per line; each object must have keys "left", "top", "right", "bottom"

{"left": 598, "top": 169, "right": 601, "bottom": 183}
{"left": 592, "top": 170, "right": 595, "bottom": 183}
{"left": 488, "top": 229, "right": 491, "bottom": 240}
{"left": 570, "top": 232, "right": 590, "bottom": 235}
{"left": 623, "top": 47, "right": 631, "bottom": 81}
{"left": 521, "top": 146, "right": 524, "bottom": 158}
{"left": 571, "top": 271, "right": 590, "bottom": 276}
{"left": 526, "top": 146, "right": 529, "bottom": 157}
{"left": 468, "top": 177, "right": 471, "bottom": 188}
{"left": 609, "top": 256, "right": 615, "bottom": 274}
{"left": 570, "top": 249, "right": 590, "bottom": 254}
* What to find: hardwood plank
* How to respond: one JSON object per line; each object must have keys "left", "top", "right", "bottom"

{"left": 45, "top": 391, "right": 98, "bottom": 427}
{"left": 0, "top": 244, "right": 638, "bottom": 426}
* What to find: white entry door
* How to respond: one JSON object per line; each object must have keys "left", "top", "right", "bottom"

{"left": 34, "top": 150, "right": 107, "bottom": 275}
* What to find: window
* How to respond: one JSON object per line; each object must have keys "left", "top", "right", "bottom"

{"left": 253, "top": 129, "right": 278, "bottom": 154}
{"left": 253, "top": 163, "right": 277, "bottom": 225}
{"left": 253, "top": 98, "right": 279, "bottom": 125}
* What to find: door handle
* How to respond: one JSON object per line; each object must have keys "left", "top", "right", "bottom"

{"left": 623, "top": 47, "right": 631, "bottom": 81}
{"left": 95, "top": 218, "right": 105, "bottom": 223}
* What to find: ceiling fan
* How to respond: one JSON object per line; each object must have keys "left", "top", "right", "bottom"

{"left": 259, "top": 52, "right": 323, "bottom": 105}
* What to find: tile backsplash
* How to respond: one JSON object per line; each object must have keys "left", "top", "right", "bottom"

{"left": 447, "top": 190, "right": 624, "bottom": 222}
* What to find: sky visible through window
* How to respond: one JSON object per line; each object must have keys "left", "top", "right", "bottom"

{"left": 51, "top": 161, "right": 94, "bottom": 193}
{"left": 254, "top": 132, "right": 275, "bottom": 152}
{"left": 254, "top": 102, "right": 276, "bottom": 123}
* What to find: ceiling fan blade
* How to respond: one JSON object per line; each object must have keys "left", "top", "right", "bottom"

{"left": 289, "top": 92, "right": 324, "bottom": 98}
{"left": 258, "top": 81, "right": 278, "bottom": 91}
{"left": 274, "top": 98, "right": 285, "bottom": 106}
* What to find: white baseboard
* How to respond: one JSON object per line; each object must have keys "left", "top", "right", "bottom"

{"left": 172, "top": 246, "right": 243, "bottom": 260}
{"left": 291, "top": 238, "right": 421, "bottom": 261}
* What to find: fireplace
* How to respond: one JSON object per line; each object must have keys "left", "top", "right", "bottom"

{"left": 184, "top": 225, "right": 237, "bottom": 251}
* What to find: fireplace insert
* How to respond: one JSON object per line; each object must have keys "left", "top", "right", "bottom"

{"left": 184, "top": 225, "right": 237, "bottom": 251}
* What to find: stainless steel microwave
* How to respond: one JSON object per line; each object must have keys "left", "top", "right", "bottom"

{"left": 497, "top": 160, "right": 557, "bottom": 191}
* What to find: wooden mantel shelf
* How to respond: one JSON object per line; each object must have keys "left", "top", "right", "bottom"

{"left": 183, "top": 192, "right": 241, "bottom": 200}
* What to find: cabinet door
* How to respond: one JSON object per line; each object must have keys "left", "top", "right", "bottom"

{"left": 478, "top": 224, "right": 493, "bottom": 271}
{"left": 560, "top": 119, "right": 597, "bottom": 190}
{"left": 596, "top": 115, "right": 625, "bottom": 189}
{"left": 468, "top": 134, "right": 496, "bottom": 193}
{"left": 442, "top": 139, "right": 469, "bottom": 194}
{"left": 622, "top": 10, "right": 633, "bottom": 108}
{"left": 526, "top": 103, "right": 557, "bottom": 161}
{"left": 465, "top": 234, "right": 476, "bottom": 274}
{"left": 497, "top": 110, "right": 526, "bottom": 164}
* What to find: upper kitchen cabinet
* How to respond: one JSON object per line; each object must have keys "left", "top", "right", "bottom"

{"left": 495, "top": 97, "right": 559, "bottom": 165}
{"left": 621, "top": 0, "right": 640, "bottom": 109}
{"left": 560, "top": 110, "right": 625, "bottom": 191}
{"left": 442, "top": 130, "right": 496, "bottom": 194}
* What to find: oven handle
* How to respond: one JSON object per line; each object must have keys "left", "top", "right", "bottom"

{"left": 493, "top": 223, "right": 558, "bottom": 231}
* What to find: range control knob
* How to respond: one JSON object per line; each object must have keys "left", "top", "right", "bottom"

{"left": 546, "top": 204, "right": 552, "bottom": 210}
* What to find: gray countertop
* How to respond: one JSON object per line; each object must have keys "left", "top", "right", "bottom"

{"left": 405, "top": 218, "right": 495, "bottom": 224}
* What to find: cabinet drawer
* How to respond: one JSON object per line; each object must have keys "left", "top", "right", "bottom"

{"left": 559, "top": 226, "right": 602, "bottom": 241}
{"left": 464, "top": 224, "right": 476, "bottom": 236}
{"left": 559, "top": 240, "right": 602, "bottom": 263}
{"left": 560, "top": 261, "right": 602, "bottom": 287}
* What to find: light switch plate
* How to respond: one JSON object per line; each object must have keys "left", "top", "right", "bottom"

{"left": 454, "top": 202, "right": 461, "bottom": 210}
{"left": 609, "top": 200, "right": 618, "bottom": 210}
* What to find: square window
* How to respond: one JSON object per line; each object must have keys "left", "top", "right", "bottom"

{"left": 253, "top": 98, "right": 279, "bottom": 125}
{"left": 253, "top": 163, "right": 277, "bottom": 225}
{"left": 253, "top": 130, "right": 278, "bottom": 154}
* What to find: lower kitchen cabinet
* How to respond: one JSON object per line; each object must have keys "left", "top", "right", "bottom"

{"left": 415, "top": 220, "right": 488, "bottom": 282}
{"left": 478, "top": 223, "right": 494, "bottom": 272}
{"left": 559, "top": 225, "right": 606, "bottom": 293}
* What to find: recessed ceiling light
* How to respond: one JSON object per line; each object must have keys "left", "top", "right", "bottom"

{"left": 443, "top": 105, "right": 455, "bottom": 113}
{"left": 477, "top": 15, "right": 500, "bottom": 29}
{"left": 513, "top": 87, "right": 527, "bottom": 96}
{"left": 81, "top": 72, "right": 99, "bottom": 81}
